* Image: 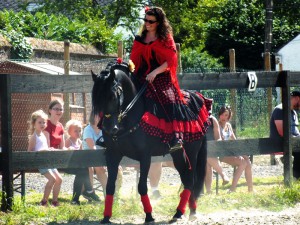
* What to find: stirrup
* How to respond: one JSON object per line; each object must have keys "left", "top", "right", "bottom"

{"left": 169, "top": 139, "right": 183, "bottom": 152}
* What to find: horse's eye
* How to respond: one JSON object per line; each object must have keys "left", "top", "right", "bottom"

{"left": 105, "top": 114, "right": 111, "bottom": 118}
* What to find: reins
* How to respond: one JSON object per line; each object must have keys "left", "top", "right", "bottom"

{"left": 118, "top": 82, "right": 148, "bottom": 121}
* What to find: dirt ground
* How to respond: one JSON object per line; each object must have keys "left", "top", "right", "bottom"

{"left": 3, "top": 155, "right": 300, "bottom": 224}
{"left": 47, "top": 204, "right": 300, "bottom": 225}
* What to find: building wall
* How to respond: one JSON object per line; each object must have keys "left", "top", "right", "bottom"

{"left": 276, "top": 34, "right": 300, "bottom": 71}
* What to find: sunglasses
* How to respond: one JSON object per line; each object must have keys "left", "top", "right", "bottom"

{"left": 52, "top": 107, "right": 64, "bottom": 112}
{"left": 143, "top": 18, "right": 157, "bottom": 24}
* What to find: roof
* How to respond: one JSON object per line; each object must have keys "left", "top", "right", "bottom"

{"left": 0, "top": 60, "right": 81, "bottom": 75}
{"left": 276, "top": 34, "right": 300, "bottom": 54}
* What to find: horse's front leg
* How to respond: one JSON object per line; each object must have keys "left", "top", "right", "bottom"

{"left": 101, "top": 152, "right": 122, "bottom": 224}
{"left": 139, "top": 157, "right": 155, "bottom": 223}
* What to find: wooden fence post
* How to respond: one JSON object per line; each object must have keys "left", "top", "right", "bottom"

{"left": 229, "top": 49, "right": 237, "bottom": 131}
{"left": 63, "top": 40, "right": 70, "bottom": 123}
{"left": 176, "top": 43, "right": 182, "bottom": 75}
{"left": 281, "top": 71, "right": 292, "bottom": 187}
{"left": 118, "top": 41, "right": 123, "bottom": 59}
{"left": 0, "top": 74, "right": 13, "bottom": 211}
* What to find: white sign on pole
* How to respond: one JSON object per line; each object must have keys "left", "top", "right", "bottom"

{"left": 247, "top": 72, "right": 258, "bottom": 92}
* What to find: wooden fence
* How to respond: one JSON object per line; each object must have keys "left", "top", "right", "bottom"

{"left": 1, "top": 70, "right": 300, "bottom": 211}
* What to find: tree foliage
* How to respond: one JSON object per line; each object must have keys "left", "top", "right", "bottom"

{"left": 0, "top": 8, "right": 121, "bottom": 54}
{"left": 204, "top": 0, "right": 300, "bottom": 70}
{"left": 2, "top": 0, "right": 300, "bottom": 68}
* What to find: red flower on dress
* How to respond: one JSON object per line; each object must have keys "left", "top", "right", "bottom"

{"left": 145, "top": 6, "right": 150, "bottom": 13}
{"left": 117, "top": 58, "right": 123, "bottom": 64}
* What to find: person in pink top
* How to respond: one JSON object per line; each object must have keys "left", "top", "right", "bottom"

{"left": 44, "top": 99, "right": 100, "bottom": 205}
{"left": 44, "top": 99, "right": 65, "bottom": 150}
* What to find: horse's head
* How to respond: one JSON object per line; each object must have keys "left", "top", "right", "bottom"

{"left": 91, "top": 60, "right": 133, "bottom": 136}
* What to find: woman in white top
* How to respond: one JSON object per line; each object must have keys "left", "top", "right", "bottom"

{"left": 82, "top": 113, "right": 108, "bottom": 192}
{"left": 218, "top": 106, "right": 254, "bottom": 193}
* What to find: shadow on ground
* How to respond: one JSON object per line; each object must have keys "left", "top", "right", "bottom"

{"left": 47, "top": 218, "right": 174, "bottom": 225}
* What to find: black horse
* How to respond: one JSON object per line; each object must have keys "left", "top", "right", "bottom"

{"left": 91, "top": 60, "right": 208, "bottom": 224}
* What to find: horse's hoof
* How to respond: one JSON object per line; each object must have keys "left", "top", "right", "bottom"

{"left": 189, "top": 208, "right": 198, "bottom": 221}
{"left": 145, "top": 213, "right": 155, "bottom": 224}
{"left": 100, "top": 216, "right": 111, "bottom": 224}
{"left": 189, "top": 212, "right": 198, "bottom": 221}
{"left": 169, "top": 210, "right": 184, "bottom": 224}
{"left": 169, "top": 216, "right": 183, "bottom": 224}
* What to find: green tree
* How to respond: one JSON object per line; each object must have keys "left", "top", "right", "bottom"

{"left": 204, "top": 0, "right": 265, "bottom": 70}
{"left": 204, "top": 0, "right": 300, "bottom": 70}
{"left": 0, "top": 8, "right": 120, "bottom": 54}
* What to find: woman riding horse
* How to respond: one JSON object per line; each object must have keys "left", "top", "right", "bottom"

{"left": 130, "top": 7, "right": 211, "bottom": 150}
{"left": 91, "top": 6, "right": 212, "bottom": 224}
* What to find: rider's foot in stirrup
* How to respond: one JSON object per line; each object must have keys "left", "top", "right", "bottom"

{"left": 169, "top": 137, "right": 183, "bottom": 152}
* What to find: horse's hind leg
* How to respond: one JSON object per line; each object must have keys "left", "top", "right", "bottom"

{"left": 170, "top": 141, "right": 203, "bottom": 223}
{"left": 139, "top": 157, "right": 155, "bottom": 223}
{"left": 170, "top": 152, "right": 192, "bottom": 222}
{"left": 188, "top": 195, "right": 198, "bottom": 221}
{"left": 189, "top": 136, "right": 207, "bottom": 221}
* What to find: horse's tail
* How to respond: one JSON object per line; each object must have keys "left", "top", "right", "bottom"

{"left": 193, "top": 135, "right": 207, "bottom": 199}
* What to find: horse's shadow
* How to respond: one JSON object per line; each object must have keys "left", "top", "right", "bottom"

{"left": 47, "top": 218, "right": 174, "bottom": 225}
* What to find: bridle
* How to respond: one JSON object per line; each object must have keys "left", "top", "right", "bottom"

{"left": 102, "top": 74, "right": 148, "bottom": 141}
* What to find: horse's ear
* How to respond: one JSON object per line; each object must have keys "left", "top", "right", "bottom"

{"left": 91, "top": 70, "right": 98, "bottom": 82}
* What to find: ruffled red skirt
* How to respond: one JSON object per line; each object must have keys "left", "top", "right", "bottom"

{"left": 139, "top": 72, "right": 212, "bottom": 143}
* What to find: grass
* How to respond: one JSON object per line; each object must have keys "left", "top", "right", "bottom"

{"left": 1, "top": 176, "right": 300, "bottom": 225}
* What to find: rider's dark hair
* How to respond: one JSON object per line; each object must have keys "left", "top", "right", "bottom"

{"left": 141, "top": 7, "right": 173, "bottom": 42}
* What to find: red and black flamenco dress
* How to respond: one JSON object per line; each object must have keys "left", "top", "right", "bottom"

{"left": 130, "top": 35, "right": 212, "bottom": 144}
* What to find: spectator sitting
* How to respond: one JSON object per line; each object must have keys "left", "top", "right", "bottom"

{"left": 218, "top": 106, "right": 254, "bottom": 193}
{"left": 44, "top": 99, "right": 99, "bottom": 205}
{"left": 270, "top": 90, "right": 300, "bottom": 180}
{"left": 27, "top": 109, "right": 62, "bottom": 207}
{"left": 148, "top": 160, "right": 175, "bottom": 199}
{"left": 64, "top": 119, "right": 100, "bottom": 205}
{"left": 205, "top": 114, "right": 230, "bottom": 194}
{"left": 82, "top": 112, "right": 123, "bottom": 196}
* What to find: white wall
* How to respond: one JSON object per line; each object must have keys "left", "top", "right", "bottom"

{"left": 276, "top": 34, "right": 300, "bottom": 71}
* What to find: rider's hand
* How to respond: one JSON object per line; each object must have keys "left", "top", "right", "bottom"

{"left": 146, "top": 71, "right": 157, "bottom": 83}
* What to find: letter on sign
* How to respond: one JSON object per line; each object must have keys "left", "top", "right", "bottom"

{"left": 247, "top": 72, "right": 257, "bottom": 92}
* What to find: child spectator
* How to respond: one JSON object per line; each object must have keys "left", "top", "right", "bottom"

{"left": 27, "top": 109, "right": 62, "bottom": 207}
{"left": 64, "top": 119, "right": 100, "bottom": 205}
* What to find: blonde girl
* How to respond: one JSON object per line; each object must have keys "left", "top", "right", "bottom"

{"left": 27, "top": 109, "right": 62, "bottom": 206}
{"left": 65, "top": 119, "right": 83, "bottom": 150}
{"left": 64, "top": 119, "right": 100, "bottom": 205}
